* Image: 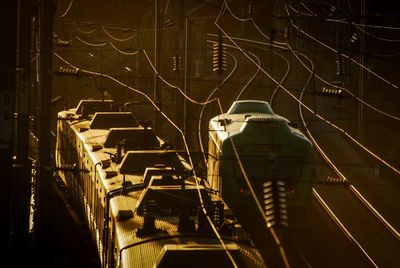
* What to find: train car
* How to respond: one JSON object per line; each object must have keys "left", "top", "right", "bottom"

{"left": 55, "top": 99, "right": 266, "bottom": 268}
{"left": 207, "top": 100, "right": 313, "bottom": 262}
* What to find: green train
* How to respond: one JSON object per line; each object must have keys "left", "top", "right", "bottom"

{"left": 207, "top": 100, "right": 314, "bottom": 263}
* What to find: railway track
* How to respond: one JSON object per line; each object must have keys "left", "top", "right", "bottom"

{"left": 193, "top": 28, "right": 400, "bottom": 266}
{"left": 296, "top": 52, "right": 400, "bottom": 267}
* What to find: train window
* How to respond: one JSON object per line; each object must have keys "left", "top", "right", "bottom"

{"left": 227, "top": 101, "right": 273, "bottom": 115}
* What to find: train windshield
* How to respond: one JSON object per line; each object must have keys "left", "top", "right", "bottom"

{"left": 227, "top": 101, "right": 273, "bottom": 115}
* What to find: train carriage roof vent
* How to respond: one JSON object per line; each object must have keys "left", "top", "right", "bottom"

{"left": 89, "top": 144, "right": 103, "bottom": 152}
{"left": 227, "top": 100, "right": 274, "bottom": 115}
{"left": 100, "top": 159, "right": 111, "bottom": 169}
{"left": 246, "top": 116, "right": 268, "bottom": 121}
{"left": 103, "top": 127, "right": 160, "bottom": 149}
{"left": 119, "top": 150, "right": 186, "bottom": 175}
{"left": 136, "top": 184, "right": 207, "bottom": 217}
{"left": 105, "top": 170, "right": 118, "bottom": 178}
{"left": 75, "top": 99, "right": 114, "bottom": 116}
{"left": 117, "top": 210, "right": 133, "bottom": 221}
{"left": 246, "top": 116, "right": 286, "bottom": 124}
{"left": 143, "top": 167, "right": 192, "bottom": 186}
{"left": 241, "top": 116, "right": 286, "bottom": 132}
{"left": 89, "top": 112, "right": 139, "bottom": 129}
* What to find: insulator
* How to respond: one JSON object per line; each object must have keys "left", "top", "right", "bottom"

{"left": 284, "top": 27, "right": 291, "bottom": 38}
{"left": 57, "top": 66, "right": 80, "bottom": 76}
{"left": 351, "top": 33, "right": 358, "bottom": 43}
{"left": 336, "top": 60, "right": 343, "bottom": 75}
{"left": 173, "top": 55, "right": 182, "bottom": 72}
{"left": 264, "top": 192, "right": 273, "bottom": 200}
{"left": 329, "top": 6, "right": 336, "bottom": 16}
{"left": 212, "top": 40, "right": 226, "bottom": 74}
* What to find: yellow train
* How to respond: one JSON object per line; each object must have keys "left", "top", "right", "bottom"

{"left": 55, "top": 99, "right": 265, "bottom": 268}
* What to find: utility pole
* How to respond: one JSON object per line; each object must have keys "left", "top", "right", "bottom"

{"left": 184, "top": 17, "right": 191, "bottom": 140}
{"left": 0, "top": 0, "right": 17, "bottom": 263}
{"left": 154, "top": 0, "right": 163, "bottom": 133}
{"left": 11, "top": 0, "right": 32, "bottom": 262}
{"left": 174, "top": 0, "right": 185, "bottom": 149}
{"left": 35, "top": 0, "right": 55, "bottom": 250}
{"left": 359, "top": 0, "right": 365, "bottom": 143}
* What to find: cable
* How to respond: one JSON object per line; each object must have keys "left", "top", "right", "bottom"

{"left": 142, "top": 48, "right": 218, "bottom": 105}
{"left": 59, "top": 0, "right": 74, "bottom": 18}
{"left": 73, "top": 22, "right": 98, "bottom": 34}
{"left": 101, "top": 26, "right": 136, "bottom": 42}
{"left": 53, "top": 51, "right": 238, "bottom": 267}
{"left": 207, "top": 33, "right": 400, "bottom": 121}
{"left": 282, "top": 4, "right": 399, "bottom": 89}
{"left": 215, "top": 2, "right": 400, "bottom": 178}
{"left": 217, "top": 3, "right": 291, "bottom": 267}
{"left": 198, "top": 50, "right": 238, "bottom": 169}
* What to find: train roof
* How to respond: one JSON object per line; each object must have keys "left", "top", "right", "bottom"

{"left": 210, "top": 100, "right": 308, "bottom": 143}
{"left": 227, "top": 100, "right": 274, "bottom": 115}
{"left": 110, "top": 183, "right": 265, "bottom": 268}
{"left": 103, "top": 127, "right": 161, "bottom": 149}
{"left": 118, "top": 150, "right": 187, "bottom": 175}
{"left": 56, "top": 100, "right": 267, "bottom": 268}
{"left": 58, "top": 102, "right": 176, "bottom": 192}
{"left": 75, "top": 99, "right": 114, "bottom": 116}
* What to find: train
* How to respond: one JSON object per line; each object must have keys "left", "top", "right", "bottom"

{"left": 207, "top": 100, "right": 314, "bottom": 262}
{"left": 55, "top": 99, "right": 266, "bottom": 268}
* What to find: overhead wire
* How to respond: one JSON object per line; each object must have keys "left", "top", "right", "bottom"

{"left": 218, "top": 3, "right": 400, "bottom": 121}
{"left": 216, "top": 2, "right": 291, "bottom": 267}
{"left": 285, "top": 45, "right": 400, "bottom": 121}
{"left": 216, "top": 0, "right": 400, "bottom": 177}
{"left": 73, "top": 22, "right": 98, "bottom": 34}
{"left": 59, "top": 0, "right": 75, "bottom": 18}
{"left": 198, "top": 48, "right": 238, "bottom": 170}
{"left": 284, "top": 3, "right": 400, "bottom": 114}
{"left": 292, "top": 2, "right": 400, "bottom": 46}
{"left": 55, "top": 35, "right": 139, "bottom": 55}
{"left": 142, "top": 49, "right": 219, "bottom": 105}
{"left": 230, "top": 43, "right": 262, "bottom": 101}
{"left": 101, "top": 26, "right": 136, "bottom": 42}
{"left": 53, "top": 50, "right": 238, "bottom": 267}
{"left": 282, "top": 4, "right": 399, "bottom": 89}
